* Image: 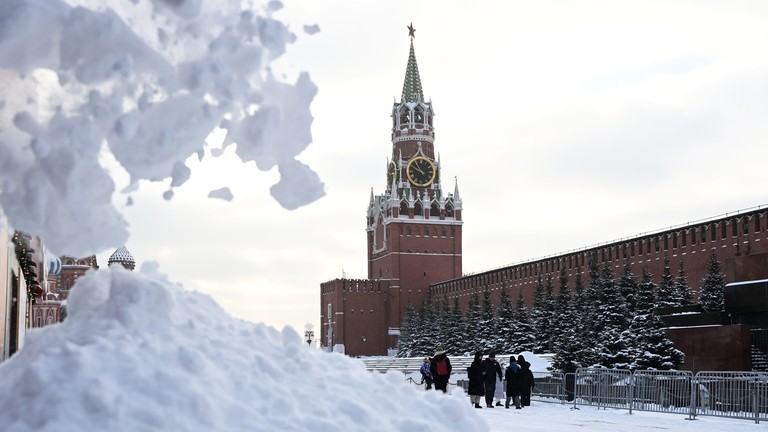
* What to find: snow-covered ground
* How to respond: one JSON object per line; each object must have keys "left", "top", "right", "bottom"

{"left": 478, "top": 401, "right": 763, "bottom": 432}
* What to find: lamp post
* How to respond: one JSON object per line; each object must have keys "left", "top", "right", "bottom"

{"left": 304, "top": 323, "right": 314, "bottom": 348}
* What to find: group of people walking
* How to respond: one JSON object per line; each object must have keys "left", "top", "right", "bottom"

{"left": 467, "top": 352, "right": 535, "bottom": 409}
{"left": 419, "top": 350, "right": 535, "bottom": 409}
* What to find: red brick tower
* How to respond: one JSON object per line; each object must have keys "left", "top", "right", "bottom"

{"left": 366, "top": 29, "right": 463, "bottom": 350}
{"left": 320, "top": 28, "right": 463, "bottom": 357}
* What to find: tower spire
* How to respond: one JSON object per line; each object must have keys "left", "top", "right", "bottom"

{"left": 401, "top": 25, "right": 424, "bottom": 104}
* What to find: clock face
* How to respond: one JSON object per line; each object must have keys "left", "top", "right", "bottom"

{"left": 406, "top": 156, "right": 436, "bottom": 187}
{"left": 387, "top": 161, "right": 397, "bottom": 186}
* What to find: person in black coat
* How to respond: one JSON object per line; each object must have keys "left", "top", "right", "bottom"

{"left": 466, "top": 351, "right": 486, "bottom": 408}
{"left": 430, "top": 348, "right": 452, "bottom": 393}
{"left": 564, "top": 359, "right": 577, "bottom": 402}
{"left": 505, "top": 356, "right": 524, "bottom": 409}
{"left": 517, "top": 355, "right": 535, "bottom": 407}
{"left": 482, "top": 353, "right": 503, "bottom": 407}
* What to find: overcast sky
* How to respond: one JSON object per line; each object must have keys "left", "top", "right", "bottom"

{"left": 97, "top": 0, "right": 768, "bottom": 334}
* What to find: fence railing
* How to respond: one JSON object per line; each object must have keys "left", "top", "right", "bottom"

{"left": 530, "top": 368, "right": 768, "bottom": 424}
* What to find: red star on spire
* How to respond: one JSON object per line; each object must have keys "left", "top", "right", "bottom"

{"left": 407, "top": 23, "right": 415, "bottom": 38}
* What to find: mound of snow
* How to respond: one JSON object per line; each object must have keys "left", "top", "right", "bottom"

{"left": 0, "top": 265, "right": 487, "bottom": 431}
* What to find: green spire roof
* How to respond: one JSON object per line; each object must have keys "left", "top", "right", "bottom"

{"left": 400, "top": 40, "right": 424, "bottom": 103}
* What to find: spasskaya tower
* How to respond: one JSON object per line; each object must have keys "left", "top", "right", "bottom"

{"left": 320, "top": 25, "right": 463, "bottom": 356}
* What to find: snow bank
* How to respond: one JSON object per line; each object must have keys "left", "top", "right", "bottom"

{"left": 0, "top": 265, "right": 487, "bottom": 431}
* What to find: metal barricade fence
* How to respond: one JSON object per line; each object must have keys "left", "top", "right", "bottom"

{"left": 531, "top": 372, "right": 568, "bottom": 403}
{"left": 526, "top": 368, "right": 768, "bottom": 424}
{"left": 573, "top": 368, "right": 633, "bottom": 410}
{"left": 692, "top": 371, "right": 768, "bottom": 423}
{"left": 631, "top": 370, "right": 693, "bottom": 416}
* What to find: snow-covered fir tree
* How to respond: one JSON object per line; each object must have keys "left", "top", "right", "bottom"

{"left": 630, "top": 268, "right": 685, "bottom": 370}
{"left": 699, "top": 250, "right": 726, "bottom": 311}
{"left": 396, "top": 303, "right": 418, "bottom": 357}
{"left": 541, "top": 273, "right": 557, "bottom": 352}
{"left": 552, "top": 268, "right": 577, "bottom": 360}
{"left": 444, "top": 297, "right": 465, "bottom": 355}
{"left": 462, "top": 290, "right": 483, "bottom": 354}
{"left": 655, "top": 255, "right": 677, "bottom": 309}
{"left": 414, "top": 291, "right": 438, "bottom": 355}
{"left": 593, "top": 264, "right": 633, "bottom": 368}
{"left": 674, "top": 260, "right": 694, "bottom": 306}
{"left": 577, "top": 256, "right": 602, "bottom": 366}
{"left": 479, "top": 287, "right": 499, "bottom": 353}
{"left": 618, "top": 259, "right": 638, "bottom": 313}
{"left": 531, "top": 275, "right": 547, "bottom": 352}
{"left": 435, "top": 295, "right": 451, "bottom": 349}
{"left": 496, "top": 286, "right": 516, "bottom": 352}
{"left": 513, "top": 292, "right": 536, "bottom": 353}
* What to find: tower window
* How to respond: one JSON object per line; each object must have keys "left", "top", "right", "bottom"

{"left": 414, "top": 108, "right": 424, "bottom": 124}
{"left": 691, "top": 230, "right": 696, "bottom": 245}
{"left": 673, "top": 234, "right": 678, "bottom": 249}
{"left": 743, "top": 220, "right": 749, "bottom": 235}
{"left": 701, "top": 227, "right": 707, "bottom": 243}
{"left": 721, "top": 222, "right": 727, "bottom": 239}
{"left": 399, "top": 109, "right": 409, "bottom": 125}
{"left": 756, "top": 216, "right": 762, "bottom": 233}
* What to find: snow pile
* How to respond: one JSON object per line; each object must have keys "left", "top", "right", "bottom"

{"left": 0, "top": 0, "right": 323, "bottom": 257}
{"left": 0, "top": 265, "right": 486, "bottom": 431}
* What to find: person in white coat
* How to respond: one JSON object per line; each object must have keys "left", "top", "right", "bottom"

{"left": 494, "top": 362, "right": 505, "bottom": 406}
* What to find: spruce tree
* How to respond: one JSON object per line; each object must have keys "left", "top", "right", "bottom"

{"left": 415, "top": 291, "right": 437, "bottom": 355}
{"left": 513, "top": 292, "right": 536, "bottom": 353}
{"left": 397, "top": 303, "right": 418, "bottom": 357}
{"left": 433, "top": 295, "right": 451, "bottom": 351}
{"left": 674, "top": 260, "right": 693, "bottom": 306}
{"left": 552, "top": 267, "right": 572, "bottom": 352}
{"left": 593, "top": 264, "right": 633, "bottom": 368}
{"left": 699, "top": 250, "right": 726, "bottom": 311}
{"left": 541, "top": 273, "right": 557, "bottom": 352}
{"left": 567, "top": 265, "right": 591, "bottom": 367}
{"left": 655, "top": 255, "right": 677, "bottom": 309}
{"left": 577, "top": 256, "right": 602, "bottom": 366}
{"left": 631, "top": 269, "right": 685, "bottom": 370}
{"left": 479, "top": 287, "right": 498, "bottom": 353}
{"left": 463, "top": 290, "right": 483, "bottom": 355}
{"left": 618, "top": 259, "right": 638, "bottom": 313}
{"left": 531, "top": 274, "right": 547, "bottom": 352}
{"left": 445, "top": 297, "right": 465, "bottom": 355}
{"left": 497, "top": 286, "right": 515, "bottom": 352}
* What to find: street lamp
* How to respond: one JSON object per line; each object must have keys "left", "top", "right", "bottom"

{"left": 304, "top": 323, "right": 315, "bottom": 348}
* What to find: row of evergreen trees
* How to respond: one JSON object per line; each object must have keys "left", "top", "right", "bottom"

{"left": 397, "top": 250, "right": 727, "bottom": 372}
